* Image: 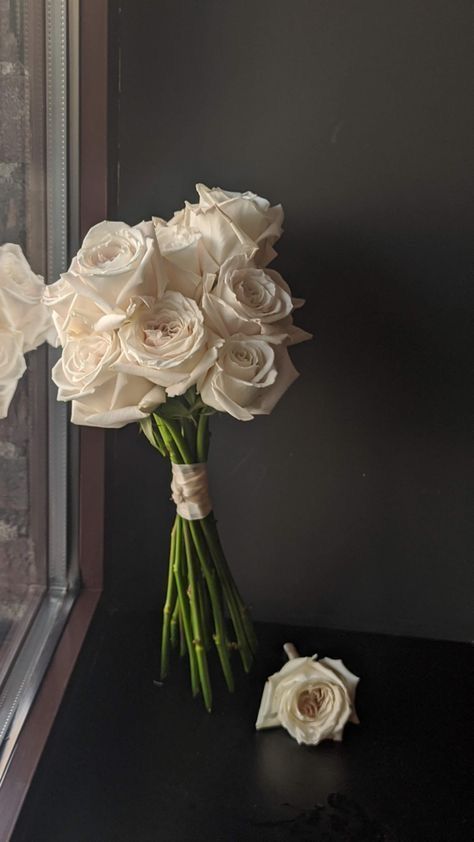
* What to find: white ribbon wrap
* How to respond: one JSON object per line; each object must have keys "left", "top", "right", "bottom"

{"left": 171, "top": 462, "right": 212, "bottom": 520}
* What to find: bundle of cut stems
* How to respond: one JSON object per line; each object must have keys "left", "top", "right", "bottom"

{"left": 140, "top": 397, "right": 257, "bottom": 711}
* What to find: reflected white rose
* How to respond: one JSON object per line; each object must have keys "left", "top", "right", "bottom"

{"left": 199, "top": 334, "right": 298, "bottom": 421}
{"left": 53, "top": 220, "right": 166, "bottom": 335}
{"left": 169, "top": 183, "right": 284, "bottom": 268}
{"left": 256, "top": 654, "right": 360, "bottom": 746}
{"left": 202, "top": 253, "right": 312, "bottom": 346}
{"left": 0, "top": 243, "right": 55, "bottom": 350}
{"left": 115, "top": 291, "right": 219, "bottom": 397}
{"left": 0, "top": 328, "right": 26, "bottom": 418}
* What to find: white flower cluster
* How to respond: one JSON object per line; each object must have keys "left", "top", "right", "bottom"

{"left": 45, "top": 185, "right": 311, "bottom": 428}
{"left": 0, "top": 244, "right": 54, "bottom": 419}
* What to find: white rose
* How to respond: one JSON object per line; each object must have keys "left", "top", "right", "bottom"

{"left": 202, "top": 253, "right": 312, "bottom": 346}
{"left": 52, "top": 220, "right": 166, "bottom": 335}
{"left": 69, "top": 372, "right": 164, "bottom": 429}
{"left": 153, "top": 219, "right": 219, "bottom": 300}
{"left": 51, "top": 329, "right": 164, "bottom": 428}
{"left": 43, "top": 277, "right": 107, "bottom": 346}
{"left": 256, "top": 654, "right": 360, "bottom": 746}
{"left": 169, "top": 183, "right": 284, "bottom": 268}
{"left": 51, "top": 330, "right": 121, "bottom": 401}
{"left": 0, "top": 328, "right": 26, "bottom": 418}
{"left": 115, "top": 291, "right": 219, "bottom": 397}
{"left": 0, "top": 243, "right": 55, "bottom": 350}
{"left": 199, "top": 334, "right": 298, "bottom": 421}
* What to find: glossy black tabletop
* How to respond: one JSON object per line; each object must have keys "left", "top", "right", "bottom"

{"left": 12, "top": 607, "right": 473, "bottom": 841}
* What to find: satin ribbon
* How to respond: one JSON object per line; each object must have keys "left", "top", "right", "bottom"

{"left": 171, "top": 462, "right": 212, "bottom": 520}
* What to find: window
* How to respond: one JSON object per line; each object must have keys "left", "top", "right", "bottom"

{"left": 0, "top": 0, "right": 79, "bottom": 781}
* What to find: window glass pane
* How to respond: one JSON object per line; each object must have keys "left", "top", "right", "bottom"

{"left": 0, "top": 0, "right": 75, "bottom": 776}
{"left": 0, "top": 0, "right": 47, "bottom": 679}
{"left": 0, "top": 371, "right": 47, "bottom": 682}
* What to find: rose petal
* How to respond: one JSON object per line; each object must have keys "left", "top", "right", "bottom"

{"left": 70, "top": 373, "right": 165, "bottom": 428}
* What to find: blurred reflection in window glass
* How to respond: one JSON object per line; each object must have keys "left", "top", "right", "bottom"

{"left": 0, "top": 0, "right": 48, "bottom": 683}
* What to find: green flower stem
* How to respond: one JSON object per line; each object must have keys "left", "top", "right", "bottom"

{"left": 196, "top": 412, "right": 209, "bottom": 462}
{"left": 196, "top": 412, "right": 252, "bottom": 666}
{"left": 149, "top": 406, "right": 257, "bottom": 709}
{"left": 173, "top": 517, "right": 200, "bottom": 697}
{"left": 188, "top": 519, "right": 235, "bottom": 693}
{"left": 154, "top": 415, "right": 181, "bottom": 463}
{"left": 200, "top": 516, "right": 254, "bottom": 671}
{"left": 196, "top": 569, "right": 211, "bottom": 651}
{"left": 160, "top": 523, "right": 177, "bottom": 679}
{"left": 181, "top": 418, "right": 197, "bottom": 464}
{"left": 163, "top": 418, "right": 193, "bottom": 464}
{"left": 139, "top": 418, "right": 166, "bottom": 456}
{"left": 202, "top": 510, "right": 257, "bottom": 653}
{"left": 170, "top": 596, "right": 179, "bottom": 649}
{"left": 150, "top": 420, "right": 167, "bottom": 457}
{"left": 210, "top": 516, "right": 258, "bottom": 655}
{"left": 182, "top": 518, "right": 212, "bottom": 711}
{"left": 179, "top": 614, "right": 186, "bottom": 658}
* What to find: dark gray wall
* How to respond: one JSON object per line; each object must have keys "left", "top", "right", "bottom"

{"left": 105, "top": 0, "right": 473, "bottom": 641}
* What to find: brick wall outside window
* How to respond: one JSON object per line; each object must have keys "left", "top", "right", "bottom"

{"left": 0, "top": 0, "right": 41, "bottom": 632}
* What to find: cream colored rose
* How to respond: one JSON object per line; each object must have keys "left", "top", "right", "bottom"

{"left": 202, "top": 253, "right": 312, "bottom": 346}
{"left": 153, "top": 219, "right": 219, "bottom": 300}
{"left": 256, "top": 654, "right": 360, "bottom": 746}
{"left": 199, "top": 334, "right": 298, "bottom": 421}
{"left": 51, "top": 330, "right": 121, "bottom": 401}
{"left": 115, "top": 291, "right": 219, "bottom": 397}
{"left": 51, "top": 329, "right": 164, "bottom": 428}
{"left": 69, "top": 372, "right": 164, "bottom": 429}
{"left": 168, "top": 183, "right": 284, "bottom": 268}
{"left": 52, "top": 220, "right": 166, "bottom": 336}
{"left": 0, "top": 328, "right": 26, "bottom": 418}
{"left": 43, "top": 277, "right": 107, "bottom": 346}
{"left": 0, "top": 243, "right": 55, "bottom": 350}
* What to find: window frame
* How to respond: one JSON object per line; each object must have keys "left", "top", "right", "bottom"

{"left": 0, "top": 1, "right": 107, "bottom": 836}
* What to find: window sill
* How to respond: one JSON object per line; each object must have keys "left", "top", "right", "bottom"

{"left": 0, "top": 587, "right": 101, "bottom": 841}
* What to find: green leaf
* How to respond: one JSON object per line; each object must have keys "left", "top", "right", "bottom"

{"left": 139, "top": 416, "right": 166, "bottom": 456}
{"left": 156, "top": 401, "right": 191, "bottom": 421}
{"left": 182, "top": 386, "right": 198, "bottom": 407}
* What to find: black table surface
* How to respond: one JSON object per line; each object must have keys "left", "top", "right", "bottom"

{"left": 12, "top": 605, "right": 473, "bottom": 842}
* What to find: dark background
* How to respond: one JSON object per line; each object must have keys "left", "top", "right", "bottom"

{"left": 105, "top": 0, "right": 473, "bottom": 641}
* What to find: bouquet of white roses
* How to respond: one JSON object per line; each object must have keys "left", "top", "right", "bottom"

{"left": 43, "top": 184, "right": 311, "bottom": 710}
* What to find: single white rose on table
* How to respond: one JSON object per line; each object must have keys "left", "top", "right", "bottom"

{"left": 199, "top": 334, "right": 298, "bottom": 421}
{"left": 256, "top": 644, "right": 360, "bottom": 746}
{"left": 48, "top": 219, "right": 166, "bottom": 337}
{"left": 202, "top": 253, "right": 312, "bottom": 346}
{"left": 115, "top": 291, "right": 219, "bottom": 397}
{"left": 0, "top": 243, "right": 55, "bottom": 350}
{"left": 0, "top": 328, "right": 26, "bottom": 418}
{"left": 168, "top": 183, "right": 284, "bottom": 268}
{"left": 51, "top": 328, "right": 165, "bottom": 428}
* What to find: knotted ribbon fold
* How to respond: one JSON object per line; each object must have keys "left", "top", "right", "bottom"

{"left": 171, "top": 462, "right": 212, "bottom": 520}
